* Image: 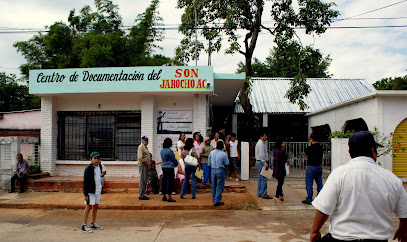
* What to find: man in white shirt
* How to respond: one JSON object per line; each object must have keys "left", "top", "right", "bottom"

{"left": 310, "top": 131, "right": 407, "bottom": 241}
{"left": 255, "top": 133, "right": 272, "bottom": 199}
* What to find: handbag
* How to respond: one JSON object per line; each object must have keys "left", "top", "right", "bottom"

{"left": 184, "top": 149, "right": 198, "bottom": 167}
{"left": 195, "top": 167, "right": 203, "bottom": 179}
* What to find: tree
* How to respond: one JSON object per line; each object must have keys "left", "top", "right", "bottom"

{"left": 176, "top": 0, "right": 339, "bottom": 113}
{"left": 237, "top": 40, "right": 332, "bottom": 78}
{"left": 0, "top": 72, "right": 40, "bottom": 111}
{"left": 14, "top": 0, "right": 179, "bottom": 80}
{"left": 373, "top": 76, "right": 407, "bottom": 90}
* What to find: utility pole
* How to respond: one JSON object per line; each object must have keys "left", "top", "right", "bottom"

{"left": 194, "top": 7, "right": 198, "bottom": 66}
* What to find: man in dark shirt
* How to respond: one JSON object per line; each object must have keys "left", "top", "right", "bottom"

{"left": 302, "top": 134, "right": 324, "bottom": 204}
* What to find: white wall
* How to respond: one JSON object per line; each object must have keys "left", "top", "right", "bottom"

{"left": 41, "top": 93, "right": 205, "bottom": 177}
{"left": 308, "top": 97, "right": 378, "bottom": 135}
{"left": 308, "top": 93, "right": 407, "bottom": 173}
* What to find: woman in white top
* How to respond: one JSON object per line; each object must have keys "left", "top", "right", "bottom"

{"left": 177, "top": 133, "right": 186, "bottom": 158}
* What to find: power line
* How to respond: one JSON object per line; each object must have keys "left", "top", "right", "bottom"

{"left": 338, "top": 0, "right": 407, "bottom": 21}
{"left": 2, "top": 24, "right": 407, "bottom": 34}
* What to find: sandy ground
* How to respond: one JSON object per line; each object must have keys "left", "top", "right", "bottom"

{"left": 0, "top": 208, "right": 401, "bottom": 242}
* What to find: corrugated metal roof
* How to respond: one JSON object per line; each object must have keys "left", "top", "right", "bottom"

{"left": 234, "top": 78, "right": 375, "bottom": 113}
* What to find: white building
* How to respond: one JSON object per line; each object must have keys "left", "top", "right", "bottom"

{"left": 30, "top": 66, "right": 244, "bottom": 177}
{"left": 308, "top": 91, "right": 407, "bottom": 178}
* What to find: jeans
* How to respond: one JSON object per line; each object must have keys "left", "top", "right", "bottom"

{"left": 161, "top": 167, "right": 174, "bottom": 195}
{"left": 211, "top": 168, "right": 226, "bottom": 204}
{"left": 139, "top": 165, "right": 148, "bottom": 197}
{"left": 305, "top": 165, "right": 323, "bottom": 202}
{"left": 256, "top": 161, "right": 268, "bottom": 197}
{"left": 275, "top": 176, "right": 285, "bottom": 198}
{"left": 11, "top": 173, "right": 28, "bottom": 192}
{"left": 181, "top": 164, "right": 197, "bottom": 196}
{"left": 202, "top": 163, "right": 211, "bottom": 183}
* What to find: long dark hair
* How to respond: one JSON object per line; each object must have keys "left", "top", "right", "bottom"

{"left": 184, "top": 138, "right": 194, "bottom": 151}
{"left": 179, "top": 133, "right": 185, "bottom": 140}
{"left": 276, "top": 137, "right": 284, "bottom": 149}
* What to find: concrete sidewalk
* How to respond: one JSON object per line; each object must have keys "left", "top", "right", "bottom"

{"left": 0, "top": 178, "right": 318, "bottom": 211}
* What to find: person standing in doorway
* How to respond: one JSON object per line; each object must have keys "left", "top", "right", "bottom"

{"left": 255, "top": 133, "right": 272, "bottom": 199}
{"left": 302, "top": 134, "right": 324, "bottom": 205}
{"left": 272, "top": 138, "right": 289, "bottom": 203}
{"left": 138, "top": 136, "right": 151, "bottom": 200}
{"left": 226, "top": 133, "right": 240, "bottom": 181}
{"left": 210, "top": 132, "right": 223, "bottom": 149}
{"left": 209, "top": 141, "right": 229, "bottom": 206}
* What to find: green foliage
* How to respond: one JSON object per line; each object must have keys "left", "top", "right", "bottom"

{"left": 284, "top": 74, "right": 311, "bottom": 110}
{"left": 0, "top": 72, "right": 41, "bottom": 111}
{"left": 176, "top": 0, "right": 338, "bottom": 113}
{"left": 237, "top": 40, "right": 332, "bottom": 78}
{"left": 329, "top": 127, "right": 406, "bottom": 159}
{"left": 373, "top": 76, "right": 407, "bottom": 90}
{"left": 14, "top": 0, "right": 177, "bottom": 79}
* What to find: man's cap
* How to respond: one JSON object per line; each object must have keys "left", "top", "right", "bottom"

{"left": 90, "top": 151, "right": 101, "bottom": 158}
{"left": 205, "top": 137, "right": 210, "bottom": 142}
{"left": 142, "top": 136, "right": 148, "bottom": 141}
{"left": 349, "top": 131, "right": 383, "bottom": 150}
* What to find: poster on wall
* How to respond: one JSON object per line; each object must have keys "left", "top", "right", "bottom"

{"left": 157, "top": 110, "right": 193, "bottom": 134}
{"left": 154, "top": 110, "right": 193, "bottom": 168}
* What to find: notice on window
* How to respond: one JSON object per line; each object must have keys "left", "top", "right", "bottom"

{"left": 157, "top": 110, "right": 193, "bottom": 134}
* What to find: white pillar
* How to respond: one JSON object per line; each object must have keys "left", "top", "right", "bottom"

{"left": 263, "top": 114, "right": 268, "bottom": 127}
{"left": 193, "top": 94, "right": 207, "bottom": 137}
{"left": 40, "top": 96, "right": 57, "bottom": 175}
{"left": 232, "top": 114, "right": 237, "bottom": 135}
{"left": 241, "top": 142, "right": 250, "bottom": 180}
{"left": 141, "top": 96, "right": 155, "bottom": 160}
{"left": 331, "top": 138, "right": 351, "bottom": 171}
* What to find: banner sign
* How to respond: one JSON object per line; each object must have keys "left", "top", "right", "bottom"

{"left": 29, "top": 66, "right": 214, "bottom": 94}
{"left": 157, "top": 110, "right": 193, "bottom": 134}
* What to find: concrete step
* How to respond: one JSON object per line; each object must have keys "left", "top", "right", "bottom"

{"left": 18, "top": 176, "right": 246, "bottom": 193}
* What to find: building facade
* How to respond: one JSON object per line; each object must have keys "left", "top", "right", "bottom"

{"left": 30, "top": 66, "right": 244, "bottom": 177}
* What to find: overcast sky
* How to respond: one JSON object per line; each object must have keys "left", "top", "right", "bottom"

{"left": 1, "top": 0, "right": 407, "bottom": 84}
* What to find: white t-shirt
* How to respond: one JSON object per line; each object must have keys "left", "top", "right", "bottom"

{"left": 312, "top": 156, "right": 407, "bottom": 240}
{"left": 229, "top": 140, "right": 238, "bottom": 158}
{"left": 93, "top": 165, "right": 102, "bottom": 195}
{"left": 210, "top": 139, "right": 223, "bottom": 149}
{"left": 177, "top": 140, "right": 185, "bottom": 156}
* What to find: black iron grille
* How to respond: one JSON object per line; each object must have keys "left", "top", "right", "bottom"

{"left": 58, "top": 111, "right": 141, "bottom": 161}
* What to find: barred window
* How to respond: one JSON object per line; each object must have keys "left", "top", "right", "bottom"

{"left": 58, "top": 111, "right": 141, "bottom": 161}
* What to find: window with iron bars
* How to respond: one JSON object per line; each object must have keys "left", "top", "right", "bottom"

{"left": 58, "top": 111, "right": 141, "bottom": 161}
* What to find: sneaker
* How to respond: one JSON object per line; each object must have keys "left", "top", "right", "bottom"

{"left": 81, "top": 224, "right": 92, "bottom": 233}
{"left": 139, "top": 196, "right": 149, "bottom": 200}
{"left": 159, "top": 192, "right": 162, "bottom": 195}
{"left": 262, "top": 195, "right": 272, "bottom": 199}
{"left": 171, "top": 192, "right": 176, "bottom": 195}
{"left": 90, "top": 223, "right": 103, "bottom": 230}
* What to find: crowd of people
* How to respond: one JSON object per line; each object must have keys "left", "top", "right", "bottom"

{"left": 8, "top": 129, "right": 407, "bottom": 240}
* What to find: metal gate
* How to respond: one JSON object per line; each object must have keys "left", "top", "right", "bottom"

{"left": 249, "top": 141, "right": 331, "bottom": 178}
